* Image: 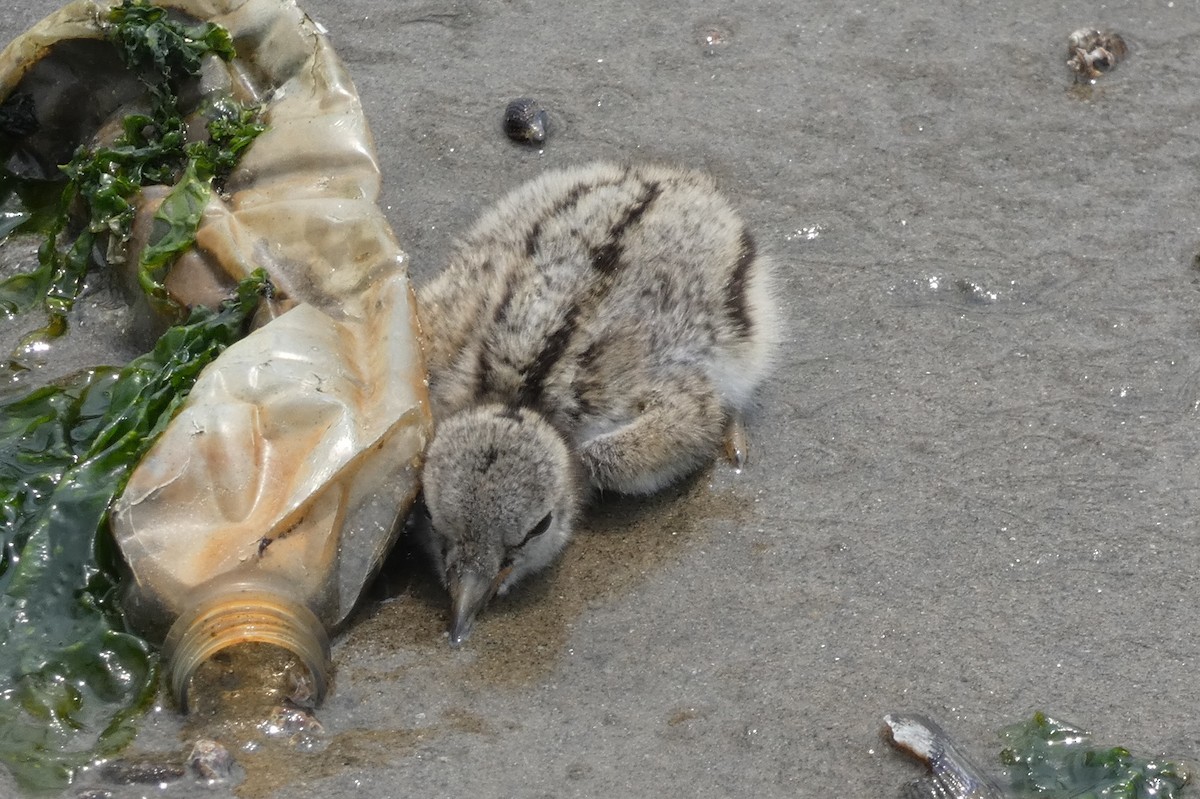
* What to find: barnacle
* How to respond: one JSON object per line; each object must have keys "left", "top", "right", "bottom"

{"left": 1067, "top": 28, "right": 1127, "bottom": 83}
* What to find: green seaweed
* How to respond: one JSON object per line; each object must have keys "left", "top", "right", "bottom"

{"left": 0, "top": 1, "right": 270, "bottom": 790}
{"left": 1000, "top": 711, "right": 1192, "bottom": 798}
{"left": 136, "top": 158, "right": 211, "bottom": 302}
{"left": 0, "top": 271, "right": 269, "bottom": 792}
{"left": 0, "top": 0, "right": 264, "bottom": 335}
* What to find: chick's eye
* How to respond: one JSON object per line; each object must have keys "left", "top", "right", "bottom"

{"left": 519, "top": 512, "right": 553, "bottom": 547}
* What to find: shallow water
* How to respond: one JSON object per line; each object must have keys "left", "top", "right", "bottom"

{"left": 5, "top": 0, "right": 1200, "bottom": 797}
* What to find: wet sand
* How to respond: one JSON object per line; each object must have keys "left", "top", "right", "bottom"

{"left": 6, "top": 0, "right": 1200, "bottom": 796}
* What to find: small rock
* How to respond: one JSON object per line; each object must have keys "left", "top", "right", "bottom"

{"left": 264, "top": 702, "right": 325, "bottom": 740}
{"left": 188, "top": 738, "right": 234, "bottom": 782}
{"left": 503, "top": 98, "right": 548, "bottom": 144}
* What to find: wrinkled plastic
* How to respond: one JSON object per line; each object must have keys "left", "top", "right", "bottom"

{"left": 0, "top": 0, "right": 431, "bottom": 701}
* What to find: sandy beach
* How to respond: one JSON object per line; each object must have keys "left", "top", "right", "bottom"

{"left": 4, "top": 0, "right": 1200, "bottom": 796}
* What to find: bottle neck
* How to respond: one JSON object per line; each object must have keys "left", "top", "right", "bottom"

{"left": 163, "top": 577, "right": 331, "bottom": 712}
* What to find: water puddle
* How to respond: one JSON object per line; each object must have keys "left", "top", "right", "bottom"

{"left": 0, "top": 233, "right": 150, "bottom": 400}
{"left": 346, "top": 467, "right": 747, "bottom": 688}
{"left": 887, "top": 273, "right": 1010, "bottom": 309}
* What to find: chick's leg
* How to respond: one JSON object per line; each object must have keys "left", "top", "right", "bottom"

{"left": 723, "top": 410, "right": 750, "bottom": 470}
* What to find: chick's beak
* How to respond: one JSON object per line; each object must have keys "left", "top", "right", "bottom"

{"left": 448, "top": 568, "right": 495, "bottom": 646}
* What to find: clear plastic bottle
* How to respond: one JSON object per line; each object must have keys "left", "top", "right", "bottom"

{"left": 76, "top": 0, "right": 436, "bottom": 708}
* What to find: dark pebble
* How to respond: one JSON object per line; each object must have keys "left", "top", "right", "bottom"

{"left": 504, "top": 98, "right": 548, "bottom": 144}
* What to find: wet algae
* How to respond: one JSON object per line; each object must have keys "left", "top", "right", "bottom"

{"left": 0, "top": 1, "right": 265, "bottom": 790}
{"left": 1000, "top": 711, "right": 1191, "bottom": 799}
{"left": 0, "top": 272, "right": 267, "bottom": 789}
{"left": 0, "top": 0, "right": 263, "bottom": 343}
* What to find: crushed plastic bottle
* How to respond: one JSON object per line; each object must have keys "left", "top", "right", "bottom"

{"left": 110, "top": 0, "right": 433, "bottom": 709}
{"left": 0, "top": 0, "right": 431, "bottom": 712}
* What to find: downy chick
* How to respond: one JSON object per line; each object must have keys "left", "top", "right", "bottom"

{"left": 416, "top": 162, "right": 778, "bottom": 643}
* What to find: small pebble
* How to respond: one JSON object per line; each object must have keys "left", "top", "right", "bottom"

{"left": 503, "top": 98, "right": 548, "bottom": 144}
{"left": 694, "top": 20, "right": 733, "bottom": 54}
{"left": 188, "top": 738, "right": 234, "bottom": 781}
{"left": 264, "top": 702, "right": 325, "bottom": 739}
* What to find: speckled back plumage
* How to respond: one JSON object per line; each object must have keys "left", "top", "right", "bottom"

{"left": 418, "top": 161, "right": 776, "bottom": 492}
